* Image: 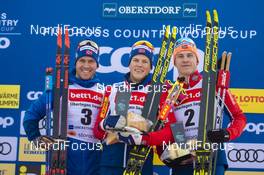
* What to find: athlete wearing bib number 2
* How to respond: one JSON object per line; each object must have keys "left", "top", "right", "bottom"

{"left": 23, "top": 40, "right": 104, "bottom": 175}
{"left": 115, "top": 37, "right": 247, "bottom": 175}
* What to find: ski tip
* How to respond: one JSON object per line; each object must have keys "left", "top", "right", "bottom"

{"left": 46, "top": 67, "right": 53, "bottom": 74}
{"left": 172, "top": 26, "right": 177, "bottom": 39}
{"left": 65, "top": 26, "right": 70, "bottom": 48}
{"left": 221, "top": 51, "right": 227, "bottom": 69}
{"left": 226, "top": 52, "right": 232, "bottom": 70}
{"left": 227, "top": 52, "right": 232, "bottom": 58}
{"left": 206, "top": 11, "right": 212, "bottom": 23}
{"left": 213, "top": 9, "right": 218, "bottom": 15}
{"left": 165, "top": 25, "right": 170, "bottom": 38}
{"left": 213, "top": 10, "right": 219, "bottom": 22}
{"left": 57, "top": 26, "right": 62, "bottom": 48}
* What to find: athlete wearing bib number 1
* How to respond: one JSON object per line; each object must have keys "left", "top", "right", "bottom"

{"left": 93, "top": 40, "right": 155, "bottom": 175}
{"left": 23, "top": 40, "right": 104, "bottom": 175}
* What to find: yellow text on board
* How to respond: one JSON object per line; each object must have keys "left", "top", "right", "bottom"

{"left": 0, "top": 85, "right": 20, "bottom": 109}
{"left": 230, "top": 88, "right": 264, "bottom": 114}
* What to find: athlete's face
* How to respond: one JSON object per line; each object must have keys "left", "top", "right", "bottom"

{"left": 75, "top": 56, "right": 97, "bottom": 80}
{"left": 174, "top": 51, "right": 198, "bottom": 77}
{"left": 129, "top": 55, "right": 151, "bottom": 83}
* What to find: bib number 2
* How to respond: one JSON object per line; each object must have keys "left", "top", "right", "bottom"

{"left": 184, "top": 109, "right": 195, "bottom": 127}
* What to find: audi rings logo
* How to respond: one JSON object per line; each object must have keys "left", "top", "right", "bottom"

{"left": 0, "top": 142, "right": 12, "bottom": 155}
{"left": 228, "top": 149, "right": 264, "bottom": 163}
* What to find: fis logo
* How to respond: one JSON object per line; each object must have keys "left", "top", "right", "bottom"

{"left": 103, "top": 3, "right": 117, "bottom": 17}
{"left": 183, "top": 3, "right": 197, "bottom": 17}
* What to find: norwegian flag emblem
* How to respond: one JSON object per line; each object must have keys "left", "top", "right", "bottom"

{"left": 86, "top": 50, "right": 93, "bottom": 55}
{"left": 138, "top": 48, "right": 146, "bottom": 54}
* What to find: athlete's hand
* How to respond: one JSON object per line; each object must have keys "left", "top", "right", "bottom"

{"left": 207, "top": 129, "right": 230, "bottom": 143}
{"left": 100, "top": 115, "right": 126, "bottom": 131}
{"left": 32, "top": 135, "right": 55, "bottom": 150}
{"left": 117, "top": 129, "right": 143, "bottom": 145}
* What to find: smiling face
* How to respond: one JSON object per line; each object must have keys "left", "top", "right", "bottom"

{"left": 174, "top": 51, "right": 198, "bottom": 77}
{"left": 75, "top": 56, "right": 98, "bottom": 80}
{"left": 129, "top": 54, "right": 151, "bottom": 83}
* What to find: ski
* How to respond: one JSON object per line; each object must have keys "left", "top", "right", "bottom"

{"left": 45, "top": 67, "right": 53, "bottom": 175}
{"left": 206, "top": 9, "right": 220, "bottom": 175}
{"left": 124, "top": 26, "right": 177, "bottom": 175}
{"left": 50, "top": 26, "right": 70, "bottom": 175}
{"left": 215, "top": 52, "right": 231, "bottom": 130}
{"left": 142, "top": 25, "right": 172, "bottom": 124}
{"left": 58, "top": 26, "right": 70, "bottom": 175}
{"left": 206, "top": 9, "right": 219, "bottom": 135}
{"left": 50, "top": 26, "right": 62, "bottom": 175}
{"left": 212, "top": 51, "right": 231, "bottom": 175}
{"left": 194, "top": 9, "right": 219, "bottom": 175}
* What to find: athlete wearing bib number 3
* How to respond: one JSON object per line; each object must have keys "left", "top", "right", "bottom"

{"left": 116, "top": 38, "right": 247, "bottom": 175}
{"left": 23, "top": 40, "right": 104, "bottom": 175}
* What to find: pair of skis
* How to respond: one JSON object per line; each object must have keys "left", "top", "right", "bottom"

{"left": 193, "top": 10, "right": 230, "bottom": 175}
{"left": 123, "top": 26, "right": 178, "bottom": 175}
{"left": 211, "top": 51, "right": 232, "bottom": 175}
{"left": 45, "top": 26, "right": 70, "bottom": 175}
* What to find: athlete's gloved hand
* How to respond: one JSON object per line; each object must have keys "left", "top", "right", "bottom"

{"left": 100, "top": 115, "right": 126, "bottom": 131}
{"left": 117, "top": 129, "right": 144, "bottom": 145}
{"left": 207, "top": 129, "right": 230, "bottom": 143}
{"left": 32, "top": 135, "right": 55, "bottom": 150}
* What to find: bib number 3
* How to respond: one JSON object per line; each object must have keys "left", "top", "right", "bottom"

{"left": 81, "top": 108, "right": 92, "bottom": 125}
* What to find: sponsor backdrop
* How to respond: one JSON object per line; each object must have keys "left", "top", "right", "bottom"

{"left": 0, "top": 0, "right": 263, "bottom": 174}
